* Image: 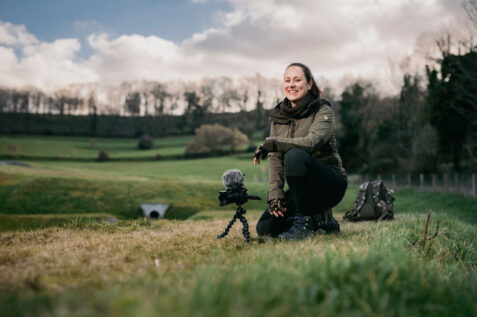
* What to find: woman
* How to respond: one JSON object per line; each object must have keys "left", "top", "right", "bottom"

{"left": 253, "top": 62, "right": 347, "bottom": 240}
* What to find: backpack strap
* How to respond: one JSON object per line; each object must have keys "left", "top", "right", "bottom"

{"left": 374, "top": 181, "right": 394, "bottom": 220}
{"left": 343, "top": 182, "right": 369, "bottom": 221}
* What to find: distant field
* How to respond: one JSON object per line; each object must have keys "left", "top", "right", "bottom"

{"left": 0, "top": 135, "right": 192, "bottom": 159}
{"left": 0, "top": 134, "right": 476, "bottom": 316}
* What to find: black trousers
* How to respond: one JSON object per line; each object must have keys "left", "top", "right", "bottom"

{"left": 256, "top": 148, "right": 347, "bottom": 237}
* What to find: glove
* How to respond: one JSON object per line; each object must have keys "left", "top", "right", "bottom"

{"left": 269, "top": 198, "right": 287, "bottom": 217}
{"left": 262, "top": 138, "right": 277, "bottom": 152}
{"left": 253, "top": 145, "right": 268, "bottom": 161}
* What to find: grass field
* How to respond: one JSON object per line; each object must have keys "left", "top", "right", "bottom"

{"left": 0, "top": 135, "right": 193, "bottom": 159}
{"left": 0, "top": 135, "right": 476, "bottom": 316}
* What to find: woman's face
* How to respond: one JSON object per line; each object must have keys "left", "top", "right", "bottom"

{"left": 283, "top": 66, "right": 312, "bottom": 106}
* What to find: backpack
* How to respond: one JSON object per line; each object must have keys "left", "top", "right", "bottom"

{"left": 343, "top": 180, "right": 395, "bottom": 221}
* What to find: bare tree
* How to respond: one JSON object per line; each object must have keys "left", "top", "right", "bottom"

{"left": 150, "top": 83, "right": 170, "bottom": 115}
{"left": 125, "top": 92, "right": 141, "bottom": 116}
{"left": 0, "top": 89, "right": 8, "bottom": 112}
{"left": 463, "top": 0, "right": 477, "bottom": 27}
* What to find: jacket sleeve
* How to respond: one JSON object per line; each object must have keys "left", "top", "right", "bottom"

{"left": 266, "top": 123, "right": 285, "bottom": 202}
{"left": 263, "top": 105, "right": 335, "bottom": 153}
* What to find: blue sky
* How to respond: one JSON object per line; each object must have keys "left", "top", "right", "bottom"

{"left": 0, "top": 0, "right": 230, "bottom": 42}
{"left": 0, "top": 0, "right": 469, "bottom": 92}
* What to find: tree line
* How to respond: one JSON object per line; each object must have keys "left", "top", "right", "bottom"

{"left": 0, "top": 76, "right": 281, "bottom": 117}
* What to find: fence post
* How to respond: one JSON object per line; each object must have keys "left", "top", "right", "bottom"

{"left": 472, "top": 174, "right": 476, "bottom": 198}
{"left": 455, "top": 173, "right": 460, "bottom": 195}
{"left": 407, "top": 174, "right": 411, "bottom": 188}
{"left": 420, "top": 173, "right": 424, "bottom": 191}
{"left": 392, "top": 174, "right": 396, "bottom": 188}
{"left": 432, "top": 174, "right": 436, "bottom": 191}
{"left": 444, "top": 174, "right": 448, "bottom": 192}
{"left": 365, "top": 174, "right": 369, "bottom": 182}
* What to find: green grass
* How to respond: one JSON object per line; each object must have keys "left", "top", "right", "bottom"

{"left": 0, "top": 135, "right": 192, "bottom": 159}
{"left": 0, "top": 134, "right": 476, "bottom": 316}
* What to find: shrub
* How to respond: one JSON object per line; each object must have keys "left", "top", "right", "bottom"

{"left": 98, "top": 149, "right": 110, "bottom": 162}
{"left": 185, "top": 124, "right": 248, "bottom": 156}
{"left": 138, "top": 135, "right": 155, "bottom": 150}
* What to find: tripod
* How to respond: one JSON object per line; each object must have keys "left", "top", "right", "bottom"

{"left": 217, "top": 205, "right": 250, "bottom": 242}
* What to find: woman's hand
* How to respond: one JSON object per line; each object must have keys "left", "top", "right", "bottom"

{"left": 269, "top": 198, "right": 287, "bottom": 217}
{"left": 253, "top": 145, "right": 268, "bottom": 166}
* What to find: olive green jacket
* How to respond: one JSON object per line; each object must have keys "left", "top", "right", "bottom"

{"left": 262, "top": 100, "right": 347, "bottom": 202}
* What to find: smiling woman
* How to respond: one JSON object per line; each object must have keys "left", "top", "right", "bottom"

{"left": 253, "top": 62, "right": 347, "bottom": 240}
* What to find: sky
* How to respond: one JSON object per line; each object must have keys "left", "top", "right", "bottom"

{"left": 0, "top": 0, "right": 468, "bottom": 93}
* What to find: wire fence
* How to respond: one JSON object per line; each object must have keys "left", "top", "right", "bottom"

{"left": 356, "top": 173, "right": 476, "bottom": 199}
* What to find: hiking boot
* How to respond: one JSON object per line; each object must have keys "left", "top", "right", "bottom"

{"left": 278, "top": 216, "right": 314, "bottom": 240}
{"left": 313, "top": 209, "right": 340, "bottom": 233}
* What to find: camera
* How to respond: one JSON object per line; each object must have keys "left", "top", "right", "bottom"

{"left": 218, "top": 169, "right": 260, "bottom": 206}
{"left": 219, "top": 187, "right": 255, "bottom": 206}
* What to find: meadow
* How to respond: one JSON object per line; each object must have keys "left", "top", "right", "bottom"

{"left": 0, "top": 135, "right": 476, "bottom": 316}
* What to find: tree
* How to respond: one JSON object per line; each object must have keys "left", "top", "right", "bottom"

{"left": 125, "top": 92, "right": 141, "bottom": 116}
{"left": 218, "top": 78, "right": 240, "bottom": 112}
{"left": 426, "top": 50, "right": 477, "bottom": 171}
{"left": 150, "top": 84, "right": 169, "bottom": 115}
{"left": 88, "top": 94, "right": 98, "bottom": 136}
{"left": 255, "top": 90, "right": 264, "bottom": 131}
{"left": 338, "top": 82, "right": 378, "bottom": 172}
{"left": 398, "top": 74, "right": 426, "bottom": 152}
{"left": 199, "top": 80, "right": 215, "bottom": 114}
{"left": 184, "top": 91, "right": 203, "bottom": 132}
{"left": 0, "top": 89, "right": 8, "bottom": 112}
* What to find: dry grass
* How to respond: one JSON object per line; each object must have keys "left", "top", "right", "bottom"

{"left": 0, "top": 217, "right": 258, "bottom": 289}
{"left": 0, "top": 213, "right": 345, "bottom": 288}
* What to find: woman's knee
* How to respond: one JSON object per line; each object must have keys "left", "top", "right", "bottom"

{"left": 256, "top": 220, "right": 269, "bottom": 236}
{"left": 284, "top": 148, "right": 310, "bottom": 176}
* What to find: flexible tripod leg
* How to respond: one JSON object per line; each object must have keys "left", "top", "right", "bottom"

{"left": 217, "top": 206, "right": 250, "bottom": 242}
{"left": 238, "top": 215, "right": 250, "bottom": 242}
{"left": 217, "top": 215, "right": 238, "bottom": 239}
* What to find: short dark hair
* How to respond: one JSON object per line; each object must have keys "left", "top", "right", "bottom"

{"left": 286, "top": 62, "right": 322, "bottom": 98}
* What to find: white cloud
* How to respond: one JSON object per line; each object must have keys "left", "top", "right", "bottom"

{"left": 0, "top": 20, "right": 38, "bottom": 46}
{"left": 0, "top": 37, "right": 97, "bottom": 91}
{"left": 0, "top": 0, "right": 466, "bottom": 93}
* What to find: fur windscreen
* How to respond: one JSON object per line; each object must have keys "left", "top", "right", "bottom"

{"left": 222, "top": 169, "right": 244, "bottom": 189}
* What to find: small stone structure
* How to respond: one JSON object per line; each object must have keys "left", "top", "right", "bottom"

{"left": 140, "top": 203, "right": 169, "bottom": 219}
